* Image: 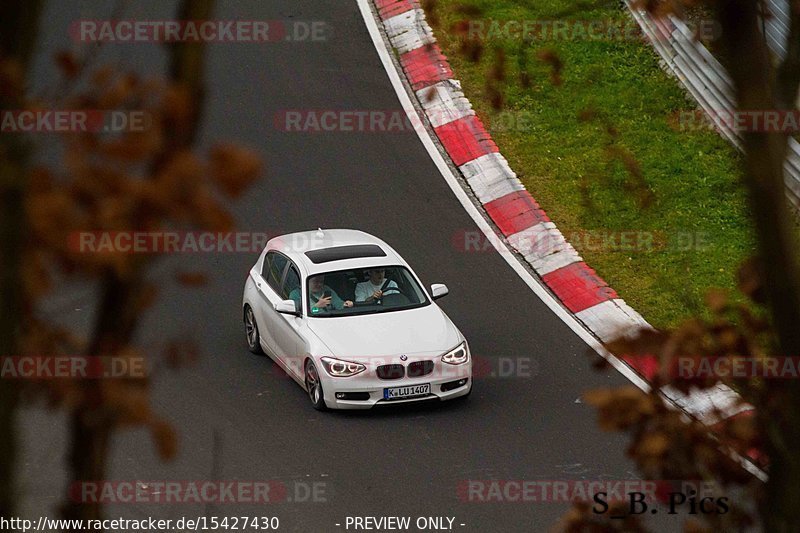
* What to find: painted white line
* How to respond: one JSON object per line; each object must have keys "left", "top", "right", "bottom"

{"left": 355, "top": 0, "right": 767, "bottom": 482}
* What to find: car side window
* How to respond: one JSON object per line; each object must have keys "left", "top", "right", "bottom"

{"left": 263, "top": 252, "right": 288, "bottom": 294}
{"left": 283, "top": 264, "right": 301, "bottom": 303}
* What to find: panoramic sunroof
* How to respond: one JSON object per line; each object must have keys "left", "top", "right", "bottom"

{"left": 305, "top": 244, "right": 387, "bottom": 264}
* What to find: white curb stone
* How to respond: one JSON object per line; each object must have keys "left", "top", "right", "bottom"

{"left": 459, "top": 153, "right": 524, "bottom": 204}
{"left": 415, "top": 80, "right": 475, "bottom": 128}
{"left": 383, "top": 9, "right": 436, "bottom": 55}
{"left": 506, "top": 222, "right": 583, "bottom": 276}
{"left": 663, "top": 383, "right": 753, "bottom": 425}
{"left": 575, "top": 299, "right": 652, "bottom": 343}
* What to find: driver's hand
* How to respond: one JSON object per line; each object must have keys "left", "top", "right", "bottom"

{"left": 372, "top": 290, "right": 383, "bottom": 300}
{"left": 315, "top": 296, "right": 332, "bottom": 308}
{"left": 343, "top": 300, "right": 354, "bottom": 308}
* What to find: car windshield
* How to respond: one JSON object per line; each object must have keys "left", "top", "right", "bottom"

{"left": 304, "top": 265, "right": 429, "bottom": 317}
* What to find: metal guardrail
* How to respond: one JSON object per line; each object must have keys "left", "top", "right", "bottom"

{"left": 765, "top": 0, "right": 790, "bottom": 59}
{"left": 624, "top": 0, "right": 800, "bottom": 209}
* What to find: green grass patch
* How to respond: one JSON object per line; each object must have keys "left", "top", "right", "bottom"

{"left": 427, "top": 0, "right": 757, "bottom": 328}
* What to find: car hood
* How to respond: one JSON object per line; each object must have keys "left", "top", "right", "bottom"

{"left": 307, "top": 304, "right": 462, "bottom": 358}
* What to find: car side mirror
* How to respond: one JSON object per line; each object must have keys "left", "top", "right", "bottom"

{"left": 275, "top": 299, "right": 300, "bottom": 316}
{"left": 431, "top": 283, "right": 449, "bottom": 300}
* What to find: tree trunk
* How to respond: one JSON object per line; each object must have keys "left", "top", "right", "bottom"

{"left": 716, "top": 1, "right": 800, "bottom": 531}
{"left": 0, "top": 0, "right": 43, "bottom": 519}
{"left": 62, "top": 0, "right": 214, "bottom": 526}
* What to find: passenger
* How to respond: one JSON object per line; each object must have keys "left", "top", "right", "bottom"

{"left": 355, "top": 268, "right": 399, "bottom": 303}
{"left": 291, "top": 274, "right": 353, "bottom": 312}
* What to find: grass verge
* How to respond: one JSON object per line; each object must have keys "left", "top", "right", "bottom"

{"left": 427, "top": 0, "right": 756, "bottom": 329}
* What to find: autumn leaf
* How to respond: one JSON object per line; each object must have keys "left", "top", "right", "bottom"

{"left": 536, "top": 49, "right": 563, "bottom": 86}
{"left": 0, "top": 58, "right": 24, "bottom": 100}
{"left": 163, "top": 340, "right": 199, "bottom": 369}
{"left": 705, "top": 289, "right": 728, "bottom": 313}
{"left": 208, "top": 143, "right": 262, "bottom": 198}
{"left": 149, "top": 418, "right": 178, "bottom": 460}
{"left": 175, "top": 271, "right": 208, "bottom": 287}
{"left": 638, "top": 431, "right": 670, "bottom": 457}
{"left": 98, "top": 73, "right": 138, "bottom": 109}
{"left": 737, "top": 257, "right": 765, "bottom": 304}
{"left": 55, "top": 51, "right": 81, "bottom": 80}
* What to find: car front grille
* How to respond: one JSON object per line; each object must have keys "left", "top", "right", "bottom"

{"left": 376, "top": 364, "right": 405, "bottom": 380}
{"left": 407, "top": 360, "right": 434, "bottom": 377}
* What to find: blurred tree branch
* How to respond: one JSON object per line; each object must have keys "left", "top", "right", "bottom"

{"left": 716, "top": 1, "right": 800, "bottom": 530}
{"left": 0, "top": 0, "right": 43, "bottom": 518}
{"left": 62, "top": 0, "right": 218, "bottom": 524}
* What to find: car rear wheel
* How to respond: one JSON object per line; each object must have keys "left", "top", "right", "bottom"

{"left": 244, "top": 305, "right": 264, "bottom": 355}
{"left": 304, "top": 360, "right": 327, "bottom": 411}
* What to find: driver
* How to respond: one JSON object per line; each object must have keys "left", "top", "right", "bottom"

{"left": 355, "top": 268, "right": 399, "bottom": 303}
{"left": 290, "top": 275, "right": 353, "bottom": 313}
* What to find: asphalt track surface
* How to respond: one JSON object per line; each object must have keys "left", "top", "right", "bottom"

{"left": 19, "top": 0, "right": 696, "bottom": 531}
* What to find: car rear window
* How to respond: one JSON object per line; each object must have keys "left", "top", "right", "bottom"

{"left": 305, "top": 244, "right": 386, "bottom": 264}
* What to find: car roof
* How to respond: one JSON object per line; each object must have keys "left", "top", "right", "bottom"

{"left": 266, "top": 229, "right": 407, "bottom": 275}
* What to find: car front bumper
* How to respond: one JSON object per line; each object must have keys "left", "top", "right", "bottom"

{"left": 318, "top": 355, "right": 472, "bottom": 410}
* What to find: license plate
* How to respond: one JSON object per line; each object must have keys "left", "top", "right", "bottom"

{"left": 384, "top": 383, "right": 430, "bottom": 400}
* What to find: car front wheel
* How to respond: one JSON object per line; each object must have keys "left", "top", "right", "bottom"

{"left": 304, "top": 359, "right": 327, "bottom": 411}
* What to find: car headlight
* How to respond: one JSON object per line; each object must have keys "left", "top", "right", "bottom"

{"left": 320, "top": 357, "right": 366, "bottom": 377}
{"left": 441, "top": 342, "right": 469, "bottom": 365}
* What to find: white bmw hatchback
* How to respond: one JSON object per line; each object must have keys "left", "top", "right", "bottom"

{"left": 242, "top": 229, "right": 472, "bottom": 410}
